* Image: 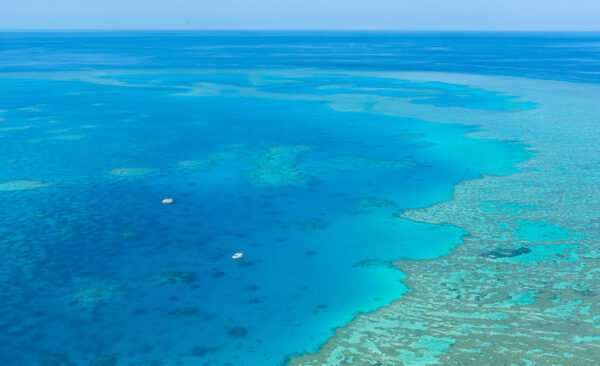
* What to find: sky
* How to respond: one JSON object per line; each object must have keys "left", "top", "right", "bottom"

{"left": 2, "top": 0, "right": 600, "bottom": 31}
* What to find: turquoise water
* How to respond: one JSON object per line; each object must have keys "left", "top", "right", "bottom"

{"left": 0, "top": 32, "right": 586, "bottom": 365}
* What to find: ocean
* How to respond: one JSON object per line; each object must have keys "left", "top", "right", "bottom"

{"left": 0, "top": 31, "right": 599, "bottom": 365}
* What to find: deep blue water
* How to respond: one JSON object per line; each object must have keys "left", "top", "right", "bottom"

{"left": 0, "top": 32, "right": 591, "bottom": 365}
{"left": 2, "top": 31, "right": 600, "bottom": 82}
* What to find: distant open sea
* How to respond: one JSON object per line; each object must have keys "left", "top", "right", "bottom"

{"left": 2, "top": 31, "right": 600, "bottom": 82}
{"left": 0, "top": 32, "right": 598, "bottom": 365}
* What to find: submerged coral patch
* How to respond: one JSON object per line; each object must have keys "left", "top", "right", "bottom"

{"left": 358, "top": 198, "right": 397, "bottom": 208}
{"left": 0, "top": 125, "right": 33, "bottom": 132}
{"left": 191, "top": 346, "right": 220, "bottom": 357}
{"left": 353, "top": 259, "right": 396, "bottom": 269}
{"left": 482, "top": 246, "right": 531, "bottom": 259}
{"left": 227, "top": 326, "right": 249, "bottom": 339}
{"left": 26, "top": 134, "right": 85, "bottom": 143}
{"left": 483, "top": 244, "right": 580, "bottom": 265}
{"left": 0, "top": 180, "right": 50, "bottom": 191}
{"left": 297, "top": 218, "right": 329, "bottom": 231}
{"left": 177, "top": 151, "right": 239, "bottom": 170}
{"left": 514, "top": 220, "right": 572, "bottom": 242}
{"left": 155, "top": 271, "right": 197, "bottom": 286}
{"left": 71, "top": 283, "right": 122, "bottom": 307}
{"left": 396, "top": 335, "right": 455, "bottom": 364}
{"left": 89, "top": 354, "right": 118, "bottom": 366}
{"left": 391, "top": 133, "right": 426, "bottom": 140}
{"left": 480, "top": 201, "right": 536, "bottom": 215}
{"left": 108, "top": 168, "right": 154, "bottom": 177}
{"left": 39, "top": 352, "right": 71, "bottom": 366}
{"left": 412, "top": 141, "right": 438, "bottom": 149}
{"left": 326, "top": 156, "right": 416, "bottom": 170}
{"left": 169, "top": 307, "right": 217, "bottom": 320}
{"left": 250, "top": 145, "right": 313, "bottom": 186}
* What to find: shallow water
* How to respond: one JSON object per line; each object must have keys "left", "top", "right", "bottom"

{"left": 1, "top": 32, "right": 596, "bottom": 365}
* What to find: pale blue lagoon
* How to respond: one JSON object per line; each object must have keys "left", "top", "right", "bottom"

{"left": 1, "top": 32, "right": 599, "bottom": 365}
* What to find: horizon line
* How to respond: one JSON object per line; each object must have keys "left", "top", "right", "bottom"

{"left": 1, "top": 29, "right": 600, "bottom": 33}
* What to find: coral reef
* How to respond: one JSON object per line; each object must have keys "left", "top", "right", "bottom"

{"left": 249, "top": 145, "right": 312, "bottom": 186}
{"left": 290, "top": 73, "right": 600, "bottom": 365}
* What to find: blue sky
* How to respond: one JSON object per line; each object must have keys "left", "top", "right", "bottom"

{"left": 2, "top": 0, "right": 600, "bottom": 30}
